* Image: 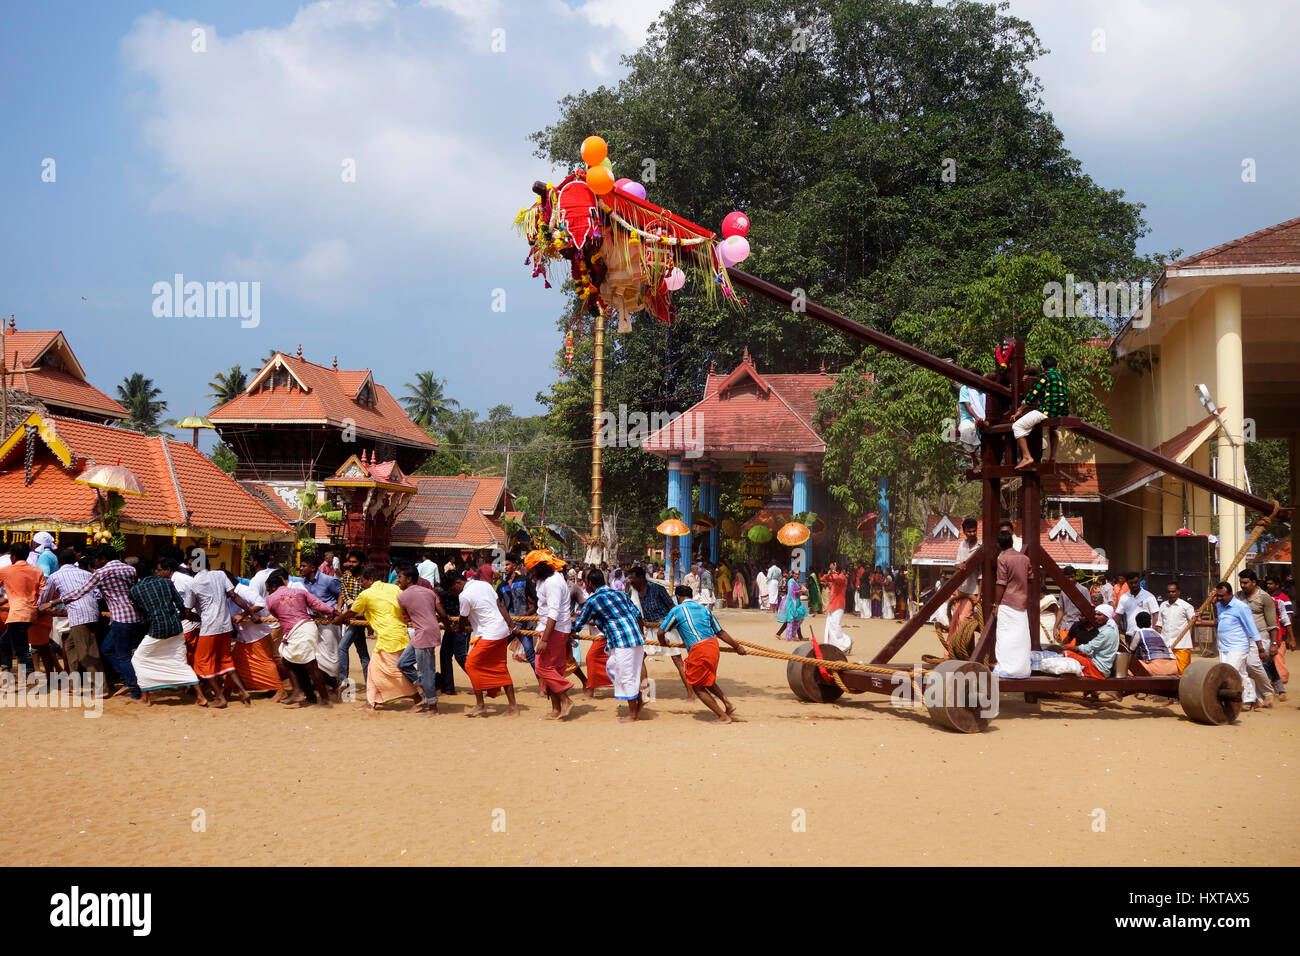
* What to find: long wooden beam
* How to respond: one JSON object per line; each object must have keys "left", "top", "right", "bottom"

{"left": 726, "top": 269, "right": 1013, "bottom": 398}
{"left": 870, "top": 546, "right": 983, "bottom": 665}
{"left": 1059, "top": 417, "right": 1289, "bottom": 519}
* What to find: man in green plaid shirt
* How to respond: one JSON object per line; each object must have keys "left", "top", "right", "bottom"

{"left": 1013, "top": 355, "right": 1069, "bottom": 470}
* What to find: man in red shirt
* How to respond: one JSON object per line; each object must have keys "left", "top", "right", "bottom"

{"left": 820, "top": 562, "right": 851, "bottom": 652}
{"left": 0, "top": 542, "right": 50, "bottom": 677}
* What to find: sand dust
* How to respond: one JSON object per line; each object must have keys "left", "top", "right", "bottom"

{"left": 2, "top": 610, "right": 1296, "bottom": 866}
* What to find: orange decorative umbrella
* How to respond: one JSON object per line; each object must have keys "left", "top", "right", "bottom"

{"left": 777, "top": 521, "right": 811, "bottom": 546}
{"left": 656, "top": 518, "right": 691, "bottom": 537}
{"left": 75, "top": 462, "right": 147, "bottom": 497}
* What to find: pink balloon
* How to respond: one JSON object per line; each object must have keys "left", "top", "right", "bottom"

{"left": 664, "top": 267, "right": 686, "bottom": 291}
{"left": 614, "top": 178, "right": 632, "bottom": 190}
{"left": 623, "top": 181, "right": 647, "bottom": 200}
{"left": 720, "top": 235, "right": 750, "bottom": 265}
{"left": 721, "top": 210, "right": 750, "bottom": 238}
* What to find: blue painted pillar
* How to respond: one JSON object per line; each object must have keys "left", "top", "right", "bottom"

{"left": 875, "top": 477, "right": 891, "bottom": 569}
{"left": 792, "top": 457, "right": 810, "bottom": 581}
{"left": 666, "top": 456, "right": 681, "bottom": 583}
{"left": 679, "top": 464, "right": 694, "bottom": 583}
{"left": 706, "top": 465, "right": 720, "bottom": 564}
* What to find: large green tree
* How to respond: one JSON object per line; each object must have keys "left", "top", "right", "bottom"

{"left": 116, "top": 372, "right": 168, "bottom": 436}
{"left": 530, "top": 0, "right": 1161, "bottom": 545}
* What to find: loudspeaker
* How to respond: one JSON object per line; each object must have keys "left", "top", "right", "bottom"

{"left": 1147, "top": 536, "right": 1177, "bottom": 572}
{"left": 1176, "top": 536, "right": 1212, "bottom": 575}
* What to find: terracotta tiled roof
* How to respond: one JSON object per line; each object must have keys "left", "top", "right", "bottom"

{"left": 1171, "top": 215, "right": 1300, "bottom": 269}
{"left": 1103, "top": 413, "right": 1219, "bottom": 499}
{"left": 0, "top": 415, "right": 291, "bottom": 538}
{"left": 1, "top": 329, "right": 128, "bottom": 419}
{"left": 643, "top": 355, "right": 835, "bottom": 455}
{"left": 391, "top": 475, "right": 507, "bottom": 549}
{"left": 1256, "top": 538, "right": 1291, "bottom": 566}
{"left": 910, "top": 515, "right": 1108, "bottom": 570}
{"left": 208, "top": 352, "right": 436, "bottom": 450}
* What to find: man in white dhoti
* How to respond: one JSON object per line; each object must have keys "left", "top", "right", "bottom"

{"left": 126, "top": 556, "right": 200, "bottom": 704}
{"left": 991, "top": 531, "right": 1032, "bottom": 678}
{"left": 766, "top": 562, "right": 781, "bottom": 613}
{"left": 756, "top": 570, "right": 769, "bottom": 610}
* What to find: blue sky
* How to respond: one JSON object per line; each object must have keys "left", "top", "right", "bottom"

{"left": 2, "top": 0, "right": 1296, "bottom": 450}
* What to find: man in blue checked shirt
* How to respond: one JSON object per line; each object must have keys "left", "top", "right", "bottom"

{"left": 1214, "top": 580, "right": 1267, "bottom": 711}
{"left": 572, "top": 568, "right": 646, "bottom": 722}
{"left": 658, "top": 585, "right": 746, "bottom": 722}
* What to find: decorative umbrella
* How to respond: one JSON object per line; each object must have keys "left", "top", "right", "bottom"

{"left": 746, "top": 525, "right": 773, "bottom": 544}
{"left": 692, "top": 514, "right": 717, "bottom": 532}
{"left": 857, "top": 512, "right": 879, "bottom": 538}
{"left": 720, "top": 518, "right": 742, "bottom": 540}
{"left": 777, "top": 521, "right": 811, "bottom": 546}
{"left": 175, "top": 413, "right": 215, "bottom": 448}
{"left": 657, "top": 518, "right": 691, "bottom": 537}
{"left": 75, "top": 462, "right": 146, "bottom": 496}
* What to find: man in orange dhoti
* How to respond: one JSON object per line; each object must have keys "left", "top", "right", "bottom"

{"left": 458, "top": 565, "right": 519, "bottom": 717}
{"left": 225, "top": 571, "right": 286, "bottom": 700}
{"left": 339, "top": 566, "right": 418, "bottom": 710}
{"left": 528, "top": 550, "right": 574, "bottom": 720}
{"left": 658, "top": 585, "right": 747, "bottom": 722}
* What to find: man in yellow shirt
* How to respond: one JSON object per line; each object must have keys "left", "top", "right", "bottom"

{"left": 340, "top": 565, "right": 417, "bottom": 710}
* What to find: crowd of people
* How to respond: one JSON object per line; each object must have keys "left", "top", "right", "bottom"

{"left": 925, "top": 517, "right": 1295, "bottom": 710}
{"left": 0, "top": 540, "right": 758, "bottom": 724}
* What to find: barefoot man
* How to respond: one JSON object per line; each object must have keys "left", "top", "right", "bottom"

{"left": 658, "top": 585, "right": 747, "bottom": 722}
{"left": 572, "top": 568, "right": 646, "bottom": 723}
{"left": 527, "top": 550, "right": 574, "bottom": 720}
{"left": 459, "top": 565, "right": 520, "bottom": 717}
{"left": 264, "top": 571, "right": 336, "bottom": 707}
{"left": 339, "top": 566, "right": 418, "bottom": 711}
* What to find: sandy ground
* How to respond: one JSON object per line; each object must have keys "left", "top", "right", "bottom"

{"left": 2, "top": 609, "right": 1297, "bottom": 867}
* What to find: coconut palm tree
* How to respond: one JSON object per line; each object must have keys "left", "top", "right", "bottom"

{"left": 401, "top": 371, "right": 460, "bottom": 427}
{"left": 207, "top": 365, "right": 247, "bottom": 406}
{"left": 116, "top": 373, "right": 168, "bottom": 436}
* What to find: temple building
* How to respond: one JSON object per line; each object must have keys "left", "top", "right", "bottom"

{"left": 208, "top": 346, "right": 436, "bottom": 483}
{"left": 0, "top": 317, "right": 128, "bottom": 424}
{"left": 642, "top": 351, "right": 870, "bottom": 581}
{"left": 0, "top": 413, "right": 292, "bottom": 567}
{"left": 1047, "top": 215, "right": 1300, "bottom": 586}
{"left": 910, "top": 515, "right": 1108, "bottom": 593}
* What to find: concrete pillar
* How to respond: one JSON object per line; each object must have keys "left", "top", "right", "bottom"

{"left": 1213, "top": 285, "right": 1245, "bottom": 577}
{"left": 876, "top": 477, "right": 891, "bottom": 569}
{"left": 1191, "top": 442, "right": 1214, "bottom": 536}
{"left": 792, "top": 457, "right": 809, "bottom": 581}
{"left": 679, "top": 464, "right": 694, "bottom": 583}
{"left": 666, "top": 456, "right": 680, "bottom": 584}
{"left": 1161, "top": 474, "right": 1183, "bottom": 536}
{"left": 1141, "top": 485, "right": 1161, "bottom": 570}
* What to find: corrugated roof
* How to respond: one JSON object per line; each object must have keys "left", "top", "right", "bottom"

{"left": 391, "top": 475, "right": 507, "bottom": 548}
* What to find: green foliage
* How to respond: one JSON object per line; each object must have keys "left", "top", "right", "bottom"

{"left": 207, "top": 366, "right": 247, "bottom": 406}
{"left": 401, "top": 371, "right": 461, "bottom": 428}
{"left": 529, "top": 0, "right": 1160, "bottom": 551}
{"left": 209, "top": 443, "right": 238, "bottom": 474}
{"left": 816, "top": 252, "right": 1115, "bottom": 540}
{"left": 116, "top": 372, "right": 168, "bottom": 436}
{"left": 1245, "top": 438, "right": 1293, "bottom": 540}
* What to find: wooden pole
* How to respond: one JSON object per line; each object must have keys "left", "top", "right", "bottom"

{"left": 1, "top": 315, "right": 9, "bottom": 435}
{"left": 590, "top": 308, "right": 606, "bottom": 550}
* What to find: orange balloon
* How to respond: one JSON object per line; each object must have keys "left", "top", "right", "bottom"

{"left": 581, "top": 135, "right": 608, "bottom": 167}
{"left": 586, "top": 164, "right": 615, "bottom": 195}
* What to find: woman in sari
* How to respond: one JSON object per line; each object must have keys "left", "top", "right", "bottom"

{"left": 733, "top": 566, "right": 748, "bottom": 609}
{"left": 776, "top": 575, "right": 807, "bottom": 641}
{"left": 870, "top": 566, "right": 885, "bottom": 618}
{"left": 805, "top": 572, "right": 823, "bottom": 615}
{"left": 715, "top": 564, "right": 731, "bottom": 609}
